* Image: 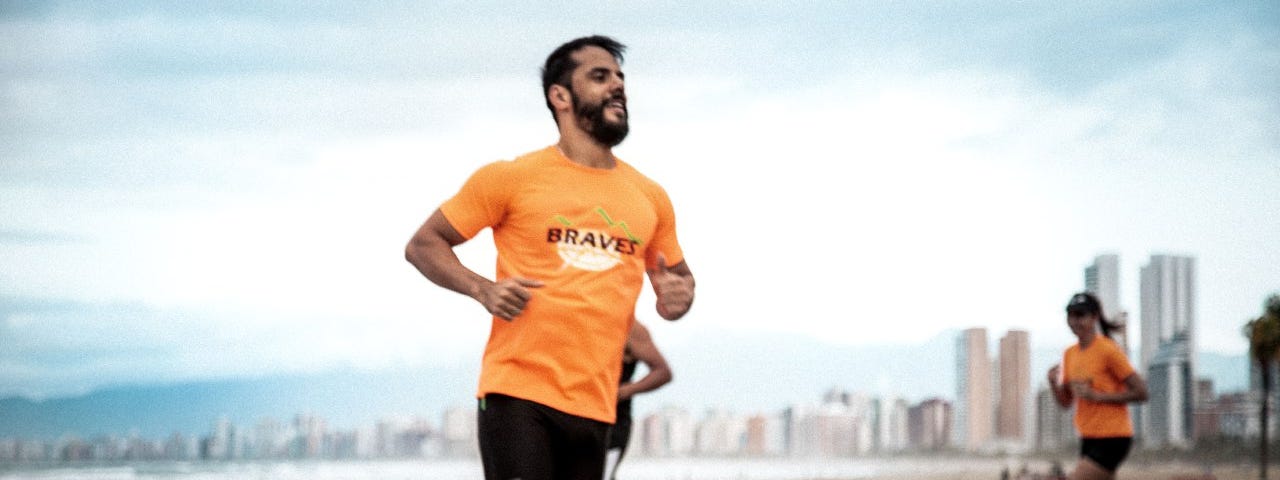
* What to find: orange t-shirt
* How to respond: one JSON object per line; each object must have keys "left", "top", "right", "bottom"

{"left": 1062, "top": 336, "right": 1136, "bottom": 438}
{"left": 440, "top": 146, "right": 684, "bottom": 423}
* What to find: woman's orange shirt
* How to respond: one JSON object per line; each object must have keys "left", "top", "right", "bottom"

{"left": 1062, "top": 336, "right": 1136, "bottom": 438}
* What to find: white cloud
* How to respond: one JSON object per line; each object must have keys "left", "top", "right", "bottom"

{"left": 2, "top": 2, "right": 1276, "bottom": 396}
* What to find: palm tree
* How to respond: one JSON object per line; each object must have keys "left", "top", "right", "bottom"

{"left": 1245, "top": 294, "right": 1280, "bottom": 480}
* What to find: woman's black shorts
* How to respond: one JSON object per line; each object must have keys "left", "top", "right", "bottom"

{"left": 1080, "top": 436, "right": 1132, "bottom": 472}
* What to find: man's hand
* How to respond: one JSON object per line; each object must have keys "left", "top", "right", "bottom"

{"left": 650, "top": 253, "right": 694, "bottom": 320}
{"left": 475, "top": 278, "right": 544, "bottom": 321}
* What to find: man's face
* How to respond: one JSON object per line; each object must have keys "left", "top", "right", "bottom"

{"left": 567, "top": 46, "right": 628, "bottom": 146}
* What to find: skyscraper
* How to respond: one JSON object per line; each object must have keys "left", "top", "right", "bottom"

{"left": 954, "top": 327, "right": 992, "bottom": 451}
{"left": 997, "top": 329, "right": 1031, "bottom": 447}
{"left": 1086, "top": 254, "right": 1129, "bottom": 354}
{"left": 1085, "top": 254, "right": 1121, "bottom": 319}
{"left": 1139, "top": 254, "right": 1196, "bottom": 448}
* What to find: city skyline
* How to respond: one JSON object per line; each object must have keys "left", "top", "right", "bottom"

{"left": 0, "top": 392, "right": 965, "bottom": 464}
{"left": 1, "top": 365, "right": 1265, "bottom": 465}
{"left": 1, "top": 272, "right": 1259, "bottom": 466}
{"left": 2, "top": 295, "right": 1260, "bottom": 470}
{"left": 2, "top": 2, "right": 1278, "bottom": 401}
{"left": 0, "top": 324, "right": 1251, "bottom": 443}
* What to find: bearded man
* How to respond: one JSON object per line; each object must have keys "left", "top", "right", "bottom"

{"left": 404, "top": 35, "right": 695, "bottom": 480}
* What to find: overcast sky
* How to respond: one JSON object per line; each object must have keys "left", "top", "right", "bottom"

{"left": 2, "top": 1, "right": 1277, "bottom": 399}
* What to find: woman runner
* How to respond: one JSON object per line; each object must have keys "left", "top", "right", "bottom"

{"left": 1047, "top": 292, "right": 1148, "bottom": 480}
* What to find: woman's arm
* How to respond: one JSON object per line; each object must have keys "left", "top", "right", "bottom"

{"left": 1047, "top": 365, "right": 1073, "bottom": 408}
{"left": 1077, "top": 373, "right": 1148, "bottom": 404}
{"left": 618, "top": 322, "right": 673, "bottom": 400}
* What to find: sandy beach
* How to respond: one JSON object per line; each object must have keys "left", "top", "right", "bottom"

{"left": 0, "top": 458, "right": 1273, "bottom": 480}
{"left": 866, "top": 461, "right": 1270, "bottom": 480}
{"left": 593, "top": 457, "right": 1274, "bottom": 480}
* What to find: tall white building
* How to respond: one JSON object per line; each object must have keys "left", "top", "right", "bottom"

{"left": 1146, "top": 334, "right": 1194, "bottom": 448}
{"left": 1139, "top": 255, "right": 1196, "bottom": 371}
{"left": 1086, "top": 254, "right": 1129, "bottom": 354}
{"left": 1085, "top": 254, "right": 1121, "bottom": 319}
{"left": 1139, "top": 254, "right": 1196, "bottom": 448}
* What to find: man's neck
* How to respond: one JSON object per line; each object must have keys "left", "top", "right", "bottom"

{"left": 557, "top": 130, "right": 616, "bottom": 169}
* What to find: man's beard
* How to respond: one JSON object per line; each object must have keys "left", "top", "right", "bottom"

{"left": 571, "top": 90, "right": 629, "bottom": 147}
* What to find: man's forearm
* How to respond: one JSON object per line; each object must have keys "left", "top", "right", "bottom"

{"left": 406, "top": 237, "right": 489, "bottom": 301}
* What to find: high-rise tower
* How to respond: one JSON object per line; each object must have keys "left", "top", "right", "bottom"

{"left": 996, "top": 329, "right": 1031, "bottom": 447}
{"left": 1086, "top": 254, "right": 1129, "bottom": 354}
{"left": 954, "top": 328, "right": 992, "bottom": 451}
{"left": 1085, "top": 254, "right": 1121, "bottom": 319}
{"left": 1139, "top": 254, "right": 1196, "bottom": 448}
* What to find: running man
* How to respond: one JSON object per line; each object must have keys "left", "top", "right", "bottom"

{"left": 404, "top": 35, "right": 695, "bottom": 480}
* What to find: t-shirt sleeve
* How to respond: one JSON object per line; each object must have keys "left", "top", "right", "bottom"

{"left": 644, "top": 185, "right": 685, "bottom": 270}
{"left": 1106, "top": 341, "right": 1137, "bottom": 382}
{"left": 439, "top": 161, "right": 513, "bottom": 239}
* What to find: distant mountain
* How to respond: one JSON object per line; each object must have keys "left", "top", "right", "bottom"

{"left": 0, "top": 366, "right": 479, "bottom": 440}
{"left": 0, "top": 329, "right": 964, "bottom": 441}
{"left": 0, "top": 329, "right": 1250, "bottom": 441}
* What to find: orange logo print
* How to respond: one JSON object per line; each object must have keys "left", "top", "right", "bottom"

{"left": 546, "top": 207, "right": 641, "bottom": 271}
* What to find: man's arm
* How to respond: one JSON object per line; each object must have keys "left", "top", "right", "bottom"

{"left": 405, "top": 209, "right": 542, "bottom": 321}
{"left": 648, "top": 254, "right": 694, "bottom": 320}
{"left": 618, "top": 322, "right": 673, "bottom": 400}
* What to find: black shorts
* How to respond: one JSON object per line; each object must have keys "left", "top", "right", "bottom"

{"left": 477, "top": 393, "right": 611, "bottom": 480}
{"left": 606, "top": 414, "right": 632, "bottom": 451}
{"left": 603, "top": 415, "right": 633, "bottom": 480}
{"left": 1080, "top": 437, "right": 1132, "bottom": 472}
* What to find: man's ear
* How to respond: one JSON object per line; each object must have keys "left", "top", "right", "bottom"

{"left": 548, "top": 84, "right": 572, "bottom": 111}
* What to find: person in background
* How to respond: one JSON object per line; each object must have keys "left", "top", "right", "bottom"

{"left": 1047, "top": 292, "right": 1148, "bottom": 480}
{"left": 603, "top": 319, "right": 672, "bottom": 480}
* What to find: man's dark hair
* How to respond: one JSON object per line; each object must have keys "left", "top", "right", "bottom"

{"left": 541, "top": 35, "right": 626, "bottom": 122}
